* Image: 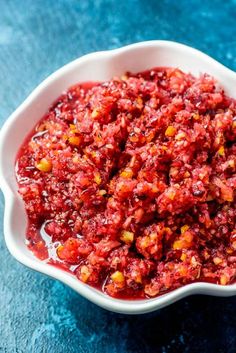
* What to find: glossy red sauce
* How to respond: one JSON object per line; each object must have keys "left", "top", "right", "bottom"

{"left": 16, "top": 68, "right": 236, "bottom": 299}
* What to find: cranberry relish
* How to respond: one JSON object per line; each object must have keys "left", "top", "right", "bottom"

{"left": 16, "top": 68, "right": 236, "bottom": 299}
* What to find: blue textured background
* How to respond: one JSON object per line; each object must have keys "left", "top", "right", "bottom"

{"left": 0, "top": 1, "right": 236, "bottom": 352}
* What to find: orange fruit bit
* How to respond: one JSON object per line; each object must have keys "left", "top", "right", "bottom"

{"left": 120, "top": 230, "right": 134, "bottom": 244}
{"left": 68, "top": 136, "right": 81, "bottom": 146}
{"left": 173, "top": 232, "right": 193, "bottom": 250}
{"left": 120, "top": 168, "right": 133, "bottom": 178}
{"left": 144, "top": 284, "right": 159, "bottom": 297}
{"left": 218, "top": 146, "right": 225, "bottom": 156}
{"left": 111, "top": 271, "right": 125, "bottom": 284}
{"left": 91, "top": 108, "right": 99, "bottom": 118}
{"left": 180, "top": 252, "right": 187, "bottom": 261}
{"left": 220, "top": 275, "right": 228, "bottom": 285}
{"left": 213, "top": 257, "right": 222, "bottom": 265}
{"left": 130, "top": 134, "right": 139, "bottom": 143}
{"left": 80, "top": 265, "right": 91, "bottom": 283}
{"left": 167, "top": 190, "right": 176, "bottom": 200}
{"left": 57, "top": 245, "right": 64, "bottom": 259}
{"left": 98, "top": 189, "right": 107, "bottom": 196}
{"left": 121, "top": 74, "right": 128, "bottom": 81}
{"left": 181, "top": 225, "right": 189, "bottom": 234}
{"left": 165, "top": 126, "right": 176, "bottom": 137}
{"left": 94, "top": 172, "right": 102, "bottom": 185}
{"left": 192, "top": 113, "right": 200, "bottom": 120}
{"left": 36, "top": 158, "right": 52, "bottom": 172}
{"left": 232, "top": 241, "right": 236, "bottom": 250}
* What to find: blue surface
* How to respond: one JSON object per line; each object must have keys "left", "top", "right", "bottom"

{"left": 0, "top": 0, "right": 236, "bottom": 352}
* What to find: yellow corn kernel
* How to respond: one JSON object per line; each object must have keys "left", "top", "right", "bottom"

{"left": 98, "top": 189, "right": 107, "bottom": 196}
{"left": 218, "top": 146, "right": 225, "bottom": 156}
{"left": 36, "top": 158, "right": 52, "bottom": 172}
{"left": 120, "top": 168, "right": 133, "bottom": 178}
{"left": 232, "top": 241, "right": 236, "bottom": 250}
{"left": 220, "top": 275, "right": 228, "bottom": 285}
{"left": 80, "top": 265, "right": 91, "bottom": 283}
{"left": 180, "top": 253, "right": 187, "bottom": 261}
{"left": 120, "top": 230, "right": 134, "bottom": 244}
{"left": 165, "top": 126, "right": 176, "bottom": 137}
{"left": 111, "top": 271, "right": 125, "bottom": 283}
{"left": 91, "top": 109, "right": 99, "bottom": 118}
{"left": 94, "top": 172, "right": 102, "bottom": 185}
{"left": 213, "top": 257, "right": 222, "bottom": 265}
{"left": 181, "top": 225, "right": 189, "bottom": 234}
{"left": 233, "top": 121, "right": 236, "bottom": 129}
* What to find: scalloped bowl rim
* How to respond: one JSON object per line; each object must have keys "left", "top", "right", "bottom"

{"left": 0, "top": 41, "right": 236, "bottom": 314}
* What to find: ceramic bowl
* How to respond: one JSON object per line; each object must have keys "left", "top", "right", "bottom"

{"left": 0, "top": 41, "right": 236, "bottom": 314}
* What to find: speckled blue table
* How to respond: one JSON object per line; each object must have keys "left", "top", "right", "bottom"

{"left": 0, "top": 1, "right": 236, "bottom": 352}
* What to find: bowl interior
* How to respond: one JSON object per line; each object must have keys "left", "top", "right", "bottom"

{"left": 1, "top": 41, "right": 236, "bottom": 313}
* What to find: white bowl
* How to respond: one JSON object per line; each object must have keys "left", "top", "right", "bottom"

{"left": 0, "top": 41, "right": 236, "bottom": 314}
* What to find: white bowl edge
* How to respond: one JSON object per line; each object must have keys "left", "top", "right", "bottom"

{"left": 0, "top": 40, "right": 236, "bottom": 314}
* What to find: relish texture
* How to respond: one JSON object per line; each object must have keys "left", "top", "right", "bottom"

{"left": 16, "top": 68, "right": 236, "bottom": 299}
